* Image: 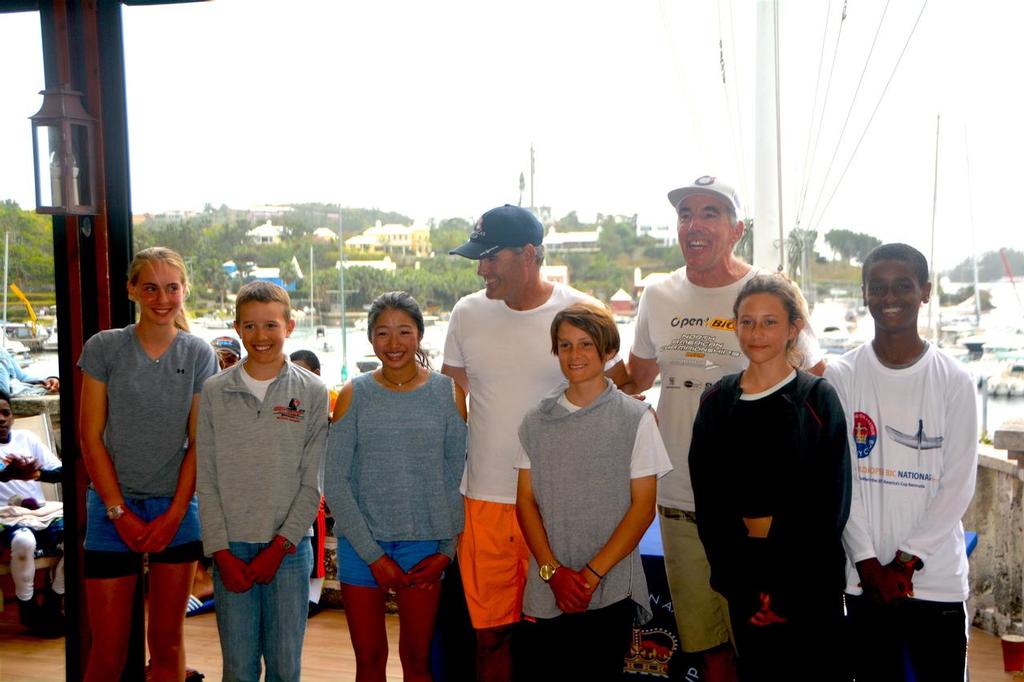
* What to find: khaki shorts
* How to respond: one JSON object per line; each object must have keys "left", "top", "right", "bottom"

{"left": 458, "top": 498, "right": 529, "bottom": 629}
{"left": 659, "top": 505, "right": 734, "bottom": 653}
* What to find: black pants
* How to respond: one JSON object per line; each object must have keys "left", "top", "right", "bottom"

{"left": 519, "top": 598, "right": 634, "bottom": 680}
{"left": 730, "top": 591, "right": 847, "bottom": 682}
{"left": 846, "top": 594, "right": 967, "bottom": 682}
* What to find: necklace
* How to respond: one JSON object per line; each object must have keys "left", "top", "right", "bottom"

{"left": 378, "top": 367, "right": 419, "bottom": 389}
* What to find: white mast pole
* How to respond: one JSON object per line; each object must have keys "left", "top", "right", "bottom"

{"left": 754, "top": 0, "right": 784, "bottom": 271}
{"left": 927, "top": 115, "right": 940, "bottom": 339}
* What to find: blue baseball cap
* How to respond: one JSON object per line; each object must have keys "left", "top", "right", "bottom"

{"left": 449, "top": 205, "right": 544, "bottom": 260}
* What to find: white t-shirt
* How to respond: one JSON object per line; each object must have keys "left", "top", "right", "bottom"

{"left": 514, "top": 395, "right": 673, "bottom": 480}
{"left": 631, "top": 267, "right": 823, "bottom": 511}
{"left": 0, "top": 429, "right": 62, "bottom": 503}
{"left": 444, "top": 284, "right": 617, "bottom": 503}
{"left": 826, "top": 342, "right": 977, "bottom": 602}
{"left": 239, "top": 366, "right": 275, "bottom": 402}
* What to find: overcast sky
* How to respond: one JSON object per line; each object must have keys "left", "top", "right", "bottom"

{"left": 1, "top": 1, "right": 1021, "bottom": 271}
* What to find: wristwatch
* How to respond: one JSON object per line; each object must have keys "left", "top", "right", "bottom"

{"left": 896, "top": 550, "right": 924, "bottom": 571}
{"left": 539, "top": 562, "right": 561, "bottom": 583}
{"left": 106, "top": 504, "right": 126, "bottom": 520}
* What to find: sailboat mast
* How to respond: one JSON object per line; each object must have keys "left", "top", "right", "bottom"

{"left": 965, "top": 126, "right": 981, "bottom": 327}
{"left": 2, "top": 231, "right": 8, "bottom": 348}
{"left": 754, "top": 0, "right": 784, "bottom": 271}
{"left": 927, "top": 114, "right": 940, "bottom": 339}
{"left": 338, "top": 206, "right": 348, "bottom": 382}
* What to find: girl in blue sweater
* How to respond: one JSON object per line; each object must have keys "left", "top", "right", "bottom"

{"left": 325, "top": 291, "right": 467, "bottom": 682}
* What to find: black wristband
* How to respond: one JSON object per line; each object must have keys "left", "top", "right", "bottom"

{"left": 585, "top": 562, "right": 605, "bottom": 580}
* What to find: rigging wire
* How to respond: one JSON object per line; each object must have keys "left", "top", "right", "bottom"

{"left": 809, "top": 0, "right": 930, "bottom": 233}
{"left": 657, "top": 0, "right": 712, "bottom": 166}
{"left": 806, "top": 0, "right": 893, "bottom": 230}
{"left": 726, "top": 0, "right": 750, "bottom": 212}
{"left": 773, "top": 0, "right": 785, "bottom": 271}
{"left": 794, "top": 0, "right": 841, "bottom": 229}
{"left": 718, "top": 0, "right": 747, "bottom": 205}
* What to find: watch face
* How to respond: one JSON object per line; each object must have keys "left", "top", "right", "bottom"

{"left": 539, "top": 564, "right": 557, "bottom": 582}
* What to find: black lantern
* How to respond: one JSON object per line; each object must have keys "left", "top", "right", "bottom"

{"left": 29, "top": 85, "right": 97, "bottom": 215}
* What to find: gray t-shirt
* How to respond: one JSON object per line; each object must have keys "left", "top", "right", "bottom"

{"left": 78, "top": 325, "right": 218, "bottom": 498}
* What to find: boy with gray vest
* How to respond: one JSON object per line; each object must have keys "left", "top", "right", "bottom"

{"left": 515, "top": 302, "right": 672, "bottom": 679}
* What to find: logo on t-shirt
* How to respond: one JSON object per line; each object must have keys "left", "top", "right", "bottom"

{"left": 668, "top": 316, "right": 735, "bottom": 332}
{"left": 273, "top": 398, "right": 306, "bottom": 422}
{"left": 853, "top": 411, "right": 877, "bottom": 459}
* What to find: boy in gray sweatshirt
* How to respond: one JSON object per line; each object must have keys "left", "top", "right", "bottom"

{"left": 196, "top": 281, "right": 328, "bottom": 682}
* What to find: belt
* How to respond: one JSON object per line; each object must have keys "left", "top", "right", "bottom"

{"left": 657, "top": 505, "right": 697, "bottom": 523}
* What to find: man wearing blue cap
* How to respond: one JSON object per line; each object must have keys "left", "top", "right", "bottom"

{"left": 627, "top": 177, "right": 825, "bottom": 681}
{"left": 443, "top": 204, "right": 632, "bottom": 681}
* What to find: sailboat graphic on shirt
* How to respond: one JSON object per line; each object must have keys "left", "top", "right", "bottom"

{"left": 884, "top": 419, "right": 943, "bottom": 450}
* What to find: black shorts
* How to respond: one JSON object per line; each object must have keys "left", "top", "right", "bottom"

{"left": 83, "top": 541, "right": 204, "bottom": 579}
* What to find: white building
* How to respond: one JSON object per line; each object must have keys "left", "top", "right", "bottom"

{"left": 336, "top": 255, "right": 398, "bottom": 274}
{"left": 344, "top": 221, "right": 431, "bottom": 257}
{"left": 633, "top": 267, "right": 672, "bottom": 297}
{"left": 543, "top": 225, "right": 601, "bottom": 253}
{"left": 637, "top": 223, "right": 677, "bottom": 247}
{"left": 541, "top": 264, "right": 569, "bottom": 285}
{"left": 246, "top": 219, "right": 287, "bottom": 244}
{"left": 312, "top": 227, "right": 339, "bottom": 242}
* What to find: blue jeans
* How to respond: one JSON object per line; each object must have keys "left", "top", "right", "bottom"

{"left": 213, "top": 538, "right": 313, "bottom": 682}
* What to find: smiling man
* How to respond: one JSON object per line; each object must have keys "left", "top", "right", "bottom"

{"left": 627, "top": 176, "right": 824, "bottom": 681}
{"left": 443, "top": 204, "right": 632, "bottom": 681}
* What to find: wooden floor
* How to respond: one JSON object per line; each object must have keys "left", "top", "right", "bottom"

{"left": 0, "top": 603, "right": 1020, "bottom": 681}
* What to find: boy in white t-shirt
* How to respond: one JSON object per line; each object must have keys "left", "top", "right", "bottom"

{"left": 0, "top": 390, "right": 65, "bottom": 636}
{"left": 825, "top": 243, "right": 977, "bottom": 681}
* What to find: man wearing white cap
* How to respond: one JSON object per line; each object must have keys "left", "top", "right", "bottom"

{"left": 627, "top": 176, "right": 824, "bottom": 681}
{"left": 443, "top": 204, "right": 633, "bottom": 681}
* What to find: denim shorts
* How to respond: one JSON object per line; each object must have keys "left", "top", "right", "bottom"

{"left": 337, "top": 537, "right": 440, "bottom": 588}
{"left": 84, "top": 488, "right": 201, "bottom": 552}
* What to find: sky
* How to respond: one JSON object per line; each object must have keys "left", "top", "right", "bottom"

{"left": 1, "top": 1, "right": 1022, "bottom": 271}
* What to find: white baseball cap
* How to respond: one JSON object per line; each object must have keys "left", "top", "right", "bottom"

{"left": 667, "top": 175, "right": 742, "bottom": 216}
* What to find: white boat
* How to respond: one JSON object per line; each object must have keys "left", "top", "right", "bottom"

{"left": 2, "top": 339, "right": 32, "bottom": 367}
{"left": 987, "top": 362, "right": 1024, "bottom": 398}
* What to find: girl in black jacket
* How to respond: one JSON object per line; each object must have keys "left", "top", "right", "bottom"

{"left": 689, "top": 274, "right": 851, "bottom": 681}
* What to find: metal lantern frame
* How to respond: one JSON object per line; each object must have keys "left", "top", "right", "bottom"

{"left": 29, "top": 85, "right": 98, "bottom": 215}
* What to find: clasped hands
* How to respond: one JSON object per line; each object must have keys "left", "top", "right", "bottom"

{"left": 368, "top": 553, "right": 450, "bottom": 593}
{"left": 214, "top": 539, "right": 297, "bottom": 593}
{"left": 549, "top": 566, "right": 600, "bottom": 614}
{"left": 856, "top": 556, "right": 916, "bottom": 604}
{"left": 112, "top": 508, "right": 184, "bottom": 554}
{"left": 0, "top": 454, "right": 40, "bottom": 483}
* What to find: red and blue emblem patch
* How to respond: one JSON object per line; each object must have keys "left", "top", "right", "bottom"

{"left": 853, "top": 411, "right": 877, "bottom": 459}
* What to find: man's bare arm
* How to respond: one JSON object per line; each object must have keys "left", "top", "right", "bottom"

{"left": 441, "top": 364, "right": 470, "bottom": 396}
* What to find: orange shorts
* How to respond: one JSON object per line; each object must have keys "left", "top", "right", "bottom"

{"left": 458, "top": 498, "right": 529, "bottom": 629}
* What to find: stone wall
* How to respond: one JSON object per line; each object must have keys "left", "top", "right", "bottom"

{"left": 964, "top": 453, "right": 1024, "bottom": 635}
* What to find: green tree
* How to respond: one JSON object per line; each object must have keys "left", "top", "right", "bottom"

{"left": 432, "top": 218, "right": 473, "bottom": 255}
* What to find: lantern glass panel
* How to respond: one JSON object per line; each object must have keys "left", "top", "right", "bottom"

{"left": 34, "top": 124, "right": 63, "bottom": 208}
{"left": 70, "top": 122, "right": 92, "bottom": 208}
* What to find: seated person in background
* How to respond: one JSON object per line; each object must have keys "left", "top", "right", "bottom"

{"left": 0, "top": 347, "right": 59, "bottom": 397}
{"left": 210, "top": 335, "right": 242, "bottom": 371}
{"left": 0, "top": 389, "right": 64, "bottom": 636}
